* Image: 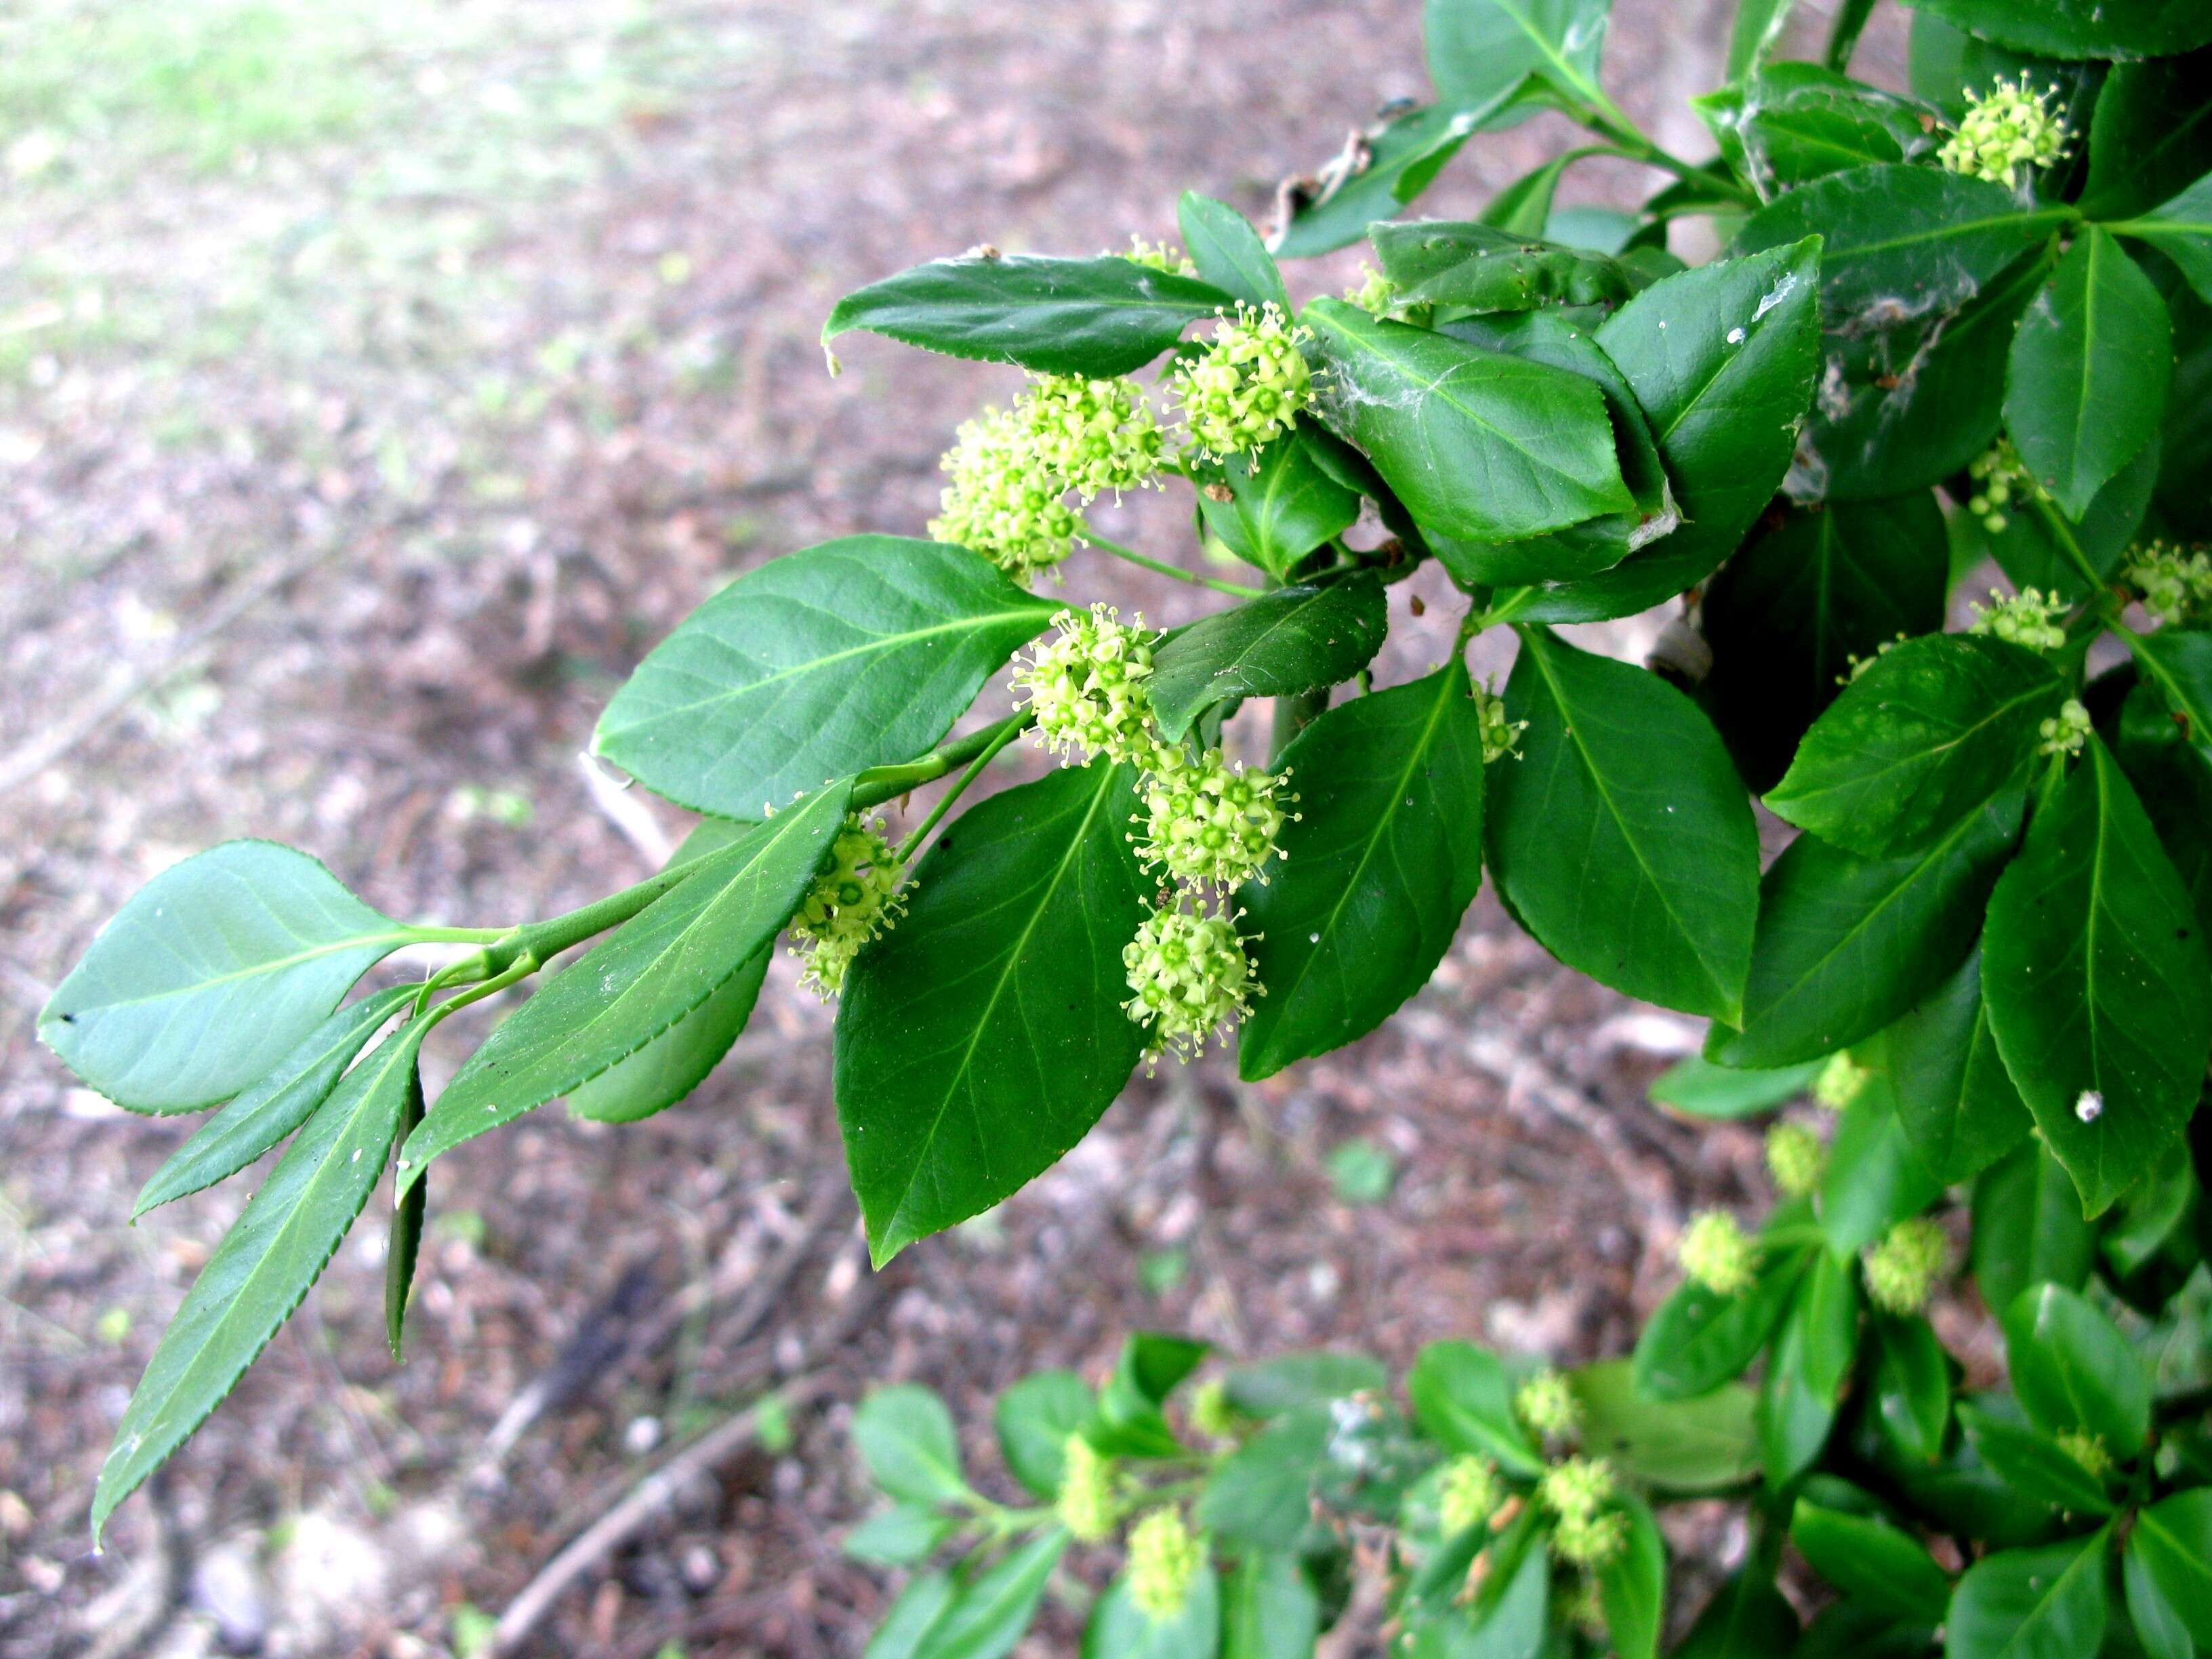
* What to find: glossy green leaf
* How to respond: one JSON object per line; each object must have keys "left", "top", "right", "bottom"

{"left": 1271, "top": 104, "right": 1494, "bottom": 261}
{"left": 2004, "top": 229, "right": 2171, "bottom": 520}
{"left": 1971, "top": 1140, "right": 2096, "bottom": 1317}
{"left": 837, "top": 763, "right": 1148, "bottom": 1263}
{"left": 1084, "top": 1568, "right": 1221, "bottom": 1659}
{"left": 1944, "top": 1535, "right": 2110, "bottom": 1659}
{"left": 1869, "top": 1312, "right": 1952, "bottom": 1465}
{"left": 2124, "top": 625, "right": 2212, "bottom": 749}
{"left": 2132, "top": 1491, "right": 2212, "bottom": 1649}
{"left": 43, "top": 840, "right": 413, "bottom": 1114}
{"left": 566, "top": 945, "right": 766, "bottom": 1124}
{"left": 2123, "top": 1528, "right": 2197, "bottom": 1659}
{"left": 855, "top": 1384, "right": 972, "bottom": 1507}
{"left": 1240, "top": 664, "right": 1488, "bottom": 1078}
{"left": 2081, "top": 48, "right": 2212, "bottom": 222}
{"left": 1191, "top": 434, "right": 1364, "bottom": 583}
{"left": 1518, "top": 239, "right": 1823, "bottom": 623}
{"left": 1369, "top": 220, "right": 1633, "bottom": 312}
{"left": 1570, "top": 1360, "right": 1759, "bottom": 1493}
{"left": 1817, "top": 1089, "right": 1944, "bottom": 1258}
{"left": 1766, "top": 634, "right": 2060, "bottom": 859}
{"left": 1631, "top": 1254, "right": 1800, "bottom": 1401}
{"left": 1094, "top": 1333, "right": 1208, "bottom": 1460}
{"left": 1696, "top": 64, "right": 1939, "bottom": 192}
{"left": 1407, "top": 1340, "right": 1544, "bottom": 1476}
{"left": 2112, "top": 169, "right": 2212, "bottom": 308}
{"left": 1759, "top": 1291, "right": 1839, "bottom": 1483}
{"left": 1909, "top": 0, "right": 2212, "bottom": 60}
{"left": 846, "top": 1507, "right": 959, "bottom": 1567}
{"left": 2001, "top": 1282, "right": 2152, "bottom": 1454}
{"left": 1982, "top": 738, "right": 2212, "bottom": 1216}
{"left": 1793, "top": 1500, "right": 1951, "bottom": 1624}
{"left": 1425, "top": 0, "right": 1609, "bottom": 115}
{"left": 131, "top": 984, "right": 418, "bottom": 1217}
{"left": 1957, "top": 1399, "right": 2115, "bottom": 1514}
{"left": 1490, "top": 628, "right": 1759, "bottom": 1021}
{"left": 1147, "top": 577, "right": 1386, "bottom": 740}
{"left": 1647, "top": 1055, "right": 1822, "bottom": 1119}
{"left": 822, "top": 255, "right": 1229, "bottom": 375}
{"left": 405, "top": 784, "right": 851, "bottom": 1183}
{"left": 1597, "top": 1494, "right": 1666, "bottom": 1659}
{"left": 1710, "top": 784, "right": 2025, "bottom": 1068}
{"left": 596, "top": 538, "right": 1056, "bottom": 819}
{"left": 1865, "top": 945, "right": 2032, "bottom": 1186}
{"left": 908, "top": 1530, "right": 1069, "bottom": 1659}
{"left": 1221, "top": 1552, "right": 1320, "bottom": 1659}
{"left": 1178, "top": 192, "right": 1287, "bottom": 312}
{"left": 93, "top": 1018, "right": 428, "bottom": 1540}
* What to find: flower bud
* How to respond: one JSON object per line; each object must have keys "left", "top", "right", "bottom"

{"left": 2038, "top": 698, "right": 2091, "bottom": 758}
{"left": 1189, "top": 1377, "right": 1239, "bottom": 1440}
{"left": 1538, "top": 1456, "right": 1626, "bottom": 1565}
{"left": 1126, "top": 1506, "right": 1204, "bottom": 1620}
{"left": 1017, "top": 374, "right": 1164, "bottom": 503}
{"left": 1475, "top": 680, "right": 1528, "bottom": 764}
{"left": 930, "top": 407, "right": 1083, "bottom": 581}
{"left": 1343, "top": 263, "right": 1398, "bottom": 314}
{"left": 1967, "top": 586, "right": 2068, "bottom": 655}
{"left": 1765, "top": 1121, "right": 1826, "bottom": 1199}
{"left": 2125, "top": 539, "right": 2212, "bottom": 628}
{"left": 1138, "top": 745, "right": 1290, "bottom": 888}
{"left": 1169, "top": 303, "right": 1315, "bottom": 459}
{"left": 1437, "top": 1455, "right": 1504, "bottom": 1536}
{"left": 2056, "top": 1429, "right": 2113, "bottom": 1481}
{"left": 1678, "top": 1210, "right": 1758, "bottom": 1296}
{"left": 790, "top": 817, "right": 907, "bottom": 998}
{"left": 1813, "top": 1050, "right": 1868, "bottom": 1112}
{"left": 1122, "top": 234, "right": 1197, "bottom": 277}
{"left": 1056, "top": 1433, "right": 1120, "bottom": 1542}
{"left": 1122, "top": 899, "right": 1258, "bottom": 1061}
{"left": 1015, "top": 604, "right": 1163, "bottom": 766}
{"left": 1863, "top": 1215, "right": 1949, "bottom": 1315}
{"left": 1514, "top": 1369, "right": 1580, "bottom": 1441}
{"left": 1939, "top": 73, "right": 2069, "bottom": 189}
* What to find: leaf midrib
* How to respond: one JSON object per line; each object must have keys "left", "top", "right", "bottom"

{"left": 1769, "top": 669, "right": 2054, "bottom": 825}
{"left": 54, "top": 928, "right": 414, "bottom": 1019}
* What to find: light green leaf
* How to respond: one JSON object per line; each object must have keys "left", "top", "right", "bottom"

{"left": 868, "top": 1572, "right": 958, "bottom": 1659}
{"left": 1570, "top": 1359, "right": 1759, "bottom": 1493}
{"left": 1817, "top": 1088, "right": 1944, "bottom": 1258}
{"left": 1271, "top": 104, "right": 1496, "bottom": 261}
{"left": 1083, "top": 1568, "right": 1222, "bottom": 1659}
{"left": 1647, "top": 1055, "right": 1822, "bottom": 1120}
{"left": 1407, "top": 1340, "right": 1544, "bottom": 1476}
{"left": 909, "top": 1530, "right": 1069, "bottom": 1659}
{"left": 566, "top": 945, "right": 766, "bottom": 1124}
{"left": 855, "top": 1384, "right": 972, "bottom": 1506}
{"left": 1191, "top": 434, "right": 1364, "bottom": 583}
{"left": 1596, "top": 1493, "right": 1666, "bottom": 1659}
{"left": 1147, "top": 577, "right": 1386, "bottom": 740}
{"left": 1868, "top": 1312, "right": 1951, "bottom": 1465}
{"left": 1225, "top": 1351, "right": 1387, "bottom": 1419}
{"left": 995, "top": 1370, "right": 1094, "bottom": 1499}
{"left": 1697, "top": 64, "right": 1940, "bottom": 192}
{"left": 1178, "top": 193, "right": 1288, "bottom": 312}
{"left": 1221, "top": 1552, "right": 1319, "bottom": 1659}
{"left": 846, "top": 1507, "right": 958, "bottom": 1567}
{"left": 2123, "top": 1528, "right": 2197, "bottom": 1659}
{"left": 1369, "top": 220, "right": 1633, "bottom": 313}
{"left": 1942, "top": 1534, "right": 2110, "bottom": 1659}
{"left": 1757, "top": 1290, "right": 1839, "bottom": 1484}
{"left": 1957, "top": 1399, "right": 2116, "bottom": 1515}
{"left": 1631, "top": 1254, "right": 1801, "bottom": 1401}
{"left": 1425, "top": 0, "right": 1610, "bottom": 116}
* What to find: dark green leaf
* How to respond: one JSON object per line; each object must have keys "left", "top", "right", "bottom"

{"left": 855, "top": 1384, "right": 972, "bottom": 1507}
{"left": 2004, "top": 229, "right": 2171, "bottom": 519}
{"left": 1817, "top": 1088, "right": 1944, "bottom": 1258}
{"left": 1225, "top": 1351, "right": 1387, "bottom": 1420}
{"left": 1971, "top": 1140, "right": 2096, "bottom": 1317}
{"left": 92, "top": 1019, "right": 428, "bottom": 1539}
{"left": 1709, "top": 784, "right": 2026, "bottom": 1068}
{"left": 836, "top": 763, "right": 1148, "bottom": 1263}
{"left": 2123, "top": 624, "right": 2212, "bottom": 749}
{"left": 596, "top": 538, "right": 1057, "bottom": 820}
{"left": 567, "top": 945, "right": 766, "bottom": 1124}
{"left": 1792, "top": 1500, "right": 1951, "bottom": 1624}
{"left": 1240, "top": 664, "right": 1488, "bottom": 1078}
{"left": 908, "top": 1530, "right": 1069, "bottom": 1659}
{"left": 43, "top": 840, "right": 412, "bottom": 1113}
{"left": 2001, "top": 1282, "right": 2152, "bottom": 1453}
{"left": 2112, "top": 678, "right": 2212, "bottom": 935}
{"left": 1271, "top": 104, "right": 1494, "bottom": 262}
{"left": 1083, "top": 1568, "right": 1221, "bottom": 1659}
{"left": 1570, "top": 1359, "right": 1759, "bottom": 1493}
{"left": 1179, "top": 193, "right": 1288, "bottom": 311}
{"left": 995, "top": 1370, "right": 1094, "bottom": 1498}
{"left": 822, "top": 255, "right": 1229, "bottom": 376}
{"left": 2081, "top": 48, "right": 2212, "bottom": 222}
{"left": 1191, "top": 434, "right": 1364, "bottom": 584}
{"left": 1147, "top": 577, "right": 1386, "bottom": 740}
{"left": 1696, "top": 64, "right": 1940, "bottom": 192}
{"left": 1799, "top": 1247, "right": 1863, "bottom": 1399}
{"left": 2131, "top": 1491, "right": 2212, "bottom": 1649}
{"left": 1766, "top": 634, "right": 2060, "bottom": 859}
{"left": 385, "top": 1061, "right": 425, "bottom": 1357}
{"left": 1631, "top": 1254, "right": 1801, "bottom": 1401}
{"left": 1424, "top": 0, "right": 1610, "bottom": 115}
{"left": 846, "top": 1507, "right": 959, "bottom": 1567}
{"left": 2111, "top": 169, "right": 2212, "bottom": 310}
{"left": 1221, "top": 1552, "right": 1320, "bottom": 1659}
{"left": 1759, "top": 1290, "right": 1839, "bottom": 1483}
{"left": 1674, "top": 1567, "right": 1799, "bottom": 1659}
{"left": 1982, "top": 738, "right": 2212, "bottom": 1215}
{"left": 405, "top": 785, "right": 851, "bottom": 1183}
{"left": 1983, "top": 428, "right": 2160, "bottom": 605}
{"left": 1369, "top": 220, "right": 1633, "bottom": 312}
{"left": 1407, "top": 1340, "right": 1544, "bottom": 1476}
{"left": 1489, "top": 628, "right": 1759, "bottom": 1021}
{"left": 1864, "top": 945, "right": 2032, "bottom": 1186}
{"left": 2123, "top": 1527, "right": 2197, "bottom": 1659}
{"left": 1596, "top": 1494, "right": 1666, "bottom": 1659}
{"left": 1957, "top": 1399, "right": 2116, "bottom": 1514}
{"left": 1303, "top": 300, "right": 1632, "bottom": 541}
{"left": 132, "top": 984, "right": 417, "bottom": 1217}
{"left": 1647, "top": 1055, "right": 1822, "bottom": 1120}
{"left": 1908, "top": 0, "right": 2212, "bottom": 60}
{"left": 1869, "top": 1312, "right": 1952, "bottom": 1465}
{"left": 1945, "top": 1535, "right": 2111, "bottom": 1659}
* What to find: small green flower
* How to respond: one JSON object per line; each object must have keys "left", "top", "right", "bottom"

{"left": 2039, "top": 698, "right": 2091, "bottom": 758}
{"left": 1437, "top": 1454, "right": 1504, "bottom": 1536}
{"left": 1678, "top": 1209, "right": 1758, "bottom": 1297}
{"left": 790, "top": 816, "right": 907, "bottom": 998}
{"left": 1122, "top": 899, "right": 1258, "bottom": 1061}
{"left": 1169, "top": 302, "right": 1315, "bottom": 459}
{"left": 1474, "top": 680, "right": 1528, "bottom": 764}
{"left": 2056, "top": 1429, "right": 2114, "bottom": 1481}
{"left": 1940, "top": 74, "right": 2069, "bottom": 189}
{"left": 1126, "top": 1506, "right": 1205, "bottom": 1620}
{"left": 1965, "top": 442, "right": 2030, "bottom": 533}
{"left": 1019, "top": 373, "right": 1164, "bottom": 502}
{"left": 1839, "top": 633, "right": 1910, "bottom": 686}
{"left": 1765, "top": 1122, "right": 1826, "bottom": 1200}
{"left": 930, "top": 407, "right": 1082, "bottom": 580}
{"left": 2125, "top": 539, "right": 2212, "bottom": 628}
{"left": 1514, "top": 1369, "right": 1580, "bottom": 1441}
{"left": 1814, "top": 1051, "right": 1869, "bottom": 1112}
{"left": 1553, "top": 1506, "right": 1629, "bottom": 1567}
{"left": 1015, "top": 603, "right": 1162, "bottom": 766}
{"left": 1123, "top": 234, "right": 1198, "bottom": 277}
{"left": 1968, "top": 586, "right": 2068, "bottom": 654}
{"left": 1137, "top": 745, "right": 1290, "bottom": 888}
{"left": 1863, "top": 1216, "right": 1950, "bottom": 1315}
{"left": 1538, "top": 1456, "right": 1626, "bottom": 1566}
{"left": 1189, "top": 1377, "right": 1239, "bottom": 1440}
{"left": 1057, "top": 1433, "right": 1120, "bottom": 1542}
{"left": 1343, "top": 262, "right": 1397, "bottom": 314}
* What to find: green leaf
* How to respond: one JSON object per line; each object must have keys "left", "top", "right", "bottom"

{"left": 1225, "top": 1351, "right": 1387, "bottom": 1419}
{"left": 2081, "top": 47, "right": 2212, "bottom": 223}
{"left": 42, "top": 840, "right": 413, "bottom": 1113}
{"left": 2123, "top": 624, "right": 2212, "bottom": 749}
{"left": 1798, "top": 1247, "right": 1863, "bottom": 1400}
{"left": 909, "top": 1530, "right": 1069, "bottom": 1659}
{"left": 1710, "top": 783, "right": 2025, "bottom": 1069}
{"left": 1674, "top": 1567, "right": 1799, "bottom": 1659}
{"left": 1221, "top": 1552, "right": 1319, "bottom": 1659}
{"left": 846, "top": 1507, "right": 958, "bottom": 1567}
{"left": 822, "top": 255, "right": 1229, "bottom": 375}
{"left": 2131, "top": 1492, "right": 2212, "bottom": 1649}
{"left": 1425, "top": 0, "right": 1610, "bottom": 114}
{"left": 2123, "top": 1527, "right": 2197, "bottom": 1659}
{"left": 405, "top": 784, "right": 851, "bottom": 1184}
{"left": 2001, "top": 1282, "right": 2152, "bottom": 1454}
{"left": 1596, "top": 1494, "right": 1666, "bottom": 1659}
{"left": 1369, "top": 220, "right": 1633, "bottom": 313}
{"left": 1817, "top": 1088, "right": 1944, "bottom": 1258}
{"left": 869, "top": 1572, "right": 958, "bottom": 1659}
{"left": 1759, "top": 1290, "right": 1839, "bottom": 1483}
{"left": 1701, "top": 495, "right": 1950, "bottom": 791}
{"left": 1984, "top": 429, "right": 2159, "bottom": 605}
{"left": 1407, "top": 1340, "right": 1544, "bottom": 1476}
{"left": 1868, "top": 1312, "right": 1952, "bottom": 1465}
{"left": 1517, "top": 239, "right": 1824, "bottom": 623}
{"left": 1982, "top": 738, "right": 2212, "bottom": 1216}
{"left": 567, "top": 945, "right": 766, "bottom": 1124}
{"left": 2111, "top": 169, "right": 2212, "bottom": 308}
{"left": 1792, "top": 1500, "right": 1951, "bottom": 1624}
{"left": 1199, "top": 1406, "right": 1333, "bottom": 1550}
{"left": 1570, "top": 1359, "right": 1759, "bottom": 1493}
{"left": 1191, "top": 434, "right": 1364, "bottom": 583}
{"left": 1083, "top": 1568, "right": 1222, "bottom": 1659}
{"left": 1908, "top": 0, "right": 2212, "bottom": 60}
{"left": 2003, "top": 229, "right": 2171, "bottom": 520}
{"left": 1303, "top": 299, "right": 1631, "bottom": 542}
{"left": 1178, "top": 193, "right": 1288, "bottom": 312}
{"left": 1647, "top": 1055, "right": 1822, "bottom": 1120}
{"left": 1696, "top": 64, "right": 1940, "bottom": 192}
{"left": 1735, "top": 164, "right": 2064, "bottom": 331}
{"left": 92, "top": 1018, "right": 428, "bottom": 1540}
{"left": 1944, "top": 1534, "right": 2110, "bottom": 1659}
{"left": 1957, "top": 1399, "right": 2116, "bottom": 1514}
{"left": 1488, "top": 628, "right": 1759, "bottom": 1021}
{"left": 1766, "top": 634, "right": 2060, "bottom": 859}
{"left": 1631, "top": 1254, "right": 1801, "bottom": 1401}
{"left": 835, "top": 763, "right": 1148, "bottom": 1263}
{"left": 2113, "top": 678, "right": 2212, "bottom": 934}
{"left": 854, "top": 1385, "right": 971, "bottom": 1507}
{"left": 1971, "top": 1140, "right": 2096, "bottom": 1318}
{"left": 132, "top": 984, "right": 418, "bottom": 1217}
{"left": 1271, "top": 104, "right": 1494, "bottom": 261}
{"left": 1239, "top": 664, "right": 1488, "bottom": 1078}
{"left": 995, "top": 1370, "right": 1094, "bottom": 1499}
{"left": 596, "top": 538, "right": 1057, "bottom": 820}
{"left": 1146, "top": 577, "right": 1387, "bottom": 740}
{"left": 1864, "top": 945, "right": 2032, "bottom": 1187}
{"left": 385, "top": 1061, "right": 426, "bottom": 1358}
{"left": 1093, "top": 1333, "right": 1206, "bottom": 1460}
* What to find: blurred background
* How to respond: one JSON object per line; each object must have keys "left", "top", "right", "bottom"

{"left": 1, "top": 1, "right": 1914, "bottom": 1654}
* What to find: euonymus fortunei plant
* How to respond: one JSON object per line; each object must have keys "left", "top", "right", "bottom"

{"left": 42, "top": 0, "right": 2212, "bottom": 1650}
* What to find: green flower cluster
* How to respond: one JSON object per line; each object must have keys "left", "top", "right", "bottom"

{"left": 2126, "top": 540, "right": 2212, "bottom": 627}
{"left": 1515, "top": 1369, "right": 1580, "bottom": 1441}
{"left": 1969, "top": 586, "right": 2068, "bottom": 654}
{"left": 1138, "top": 744, "right": 1290, "bottom": 889}
{"left": 1964, "top": 442, "right": 2029, "bottom": 533}
{"left": 1343, "top": 263, "right": 1398, "bottom": 314}
{"left": 1126, "top": 1506, "right": 1204, "bottom": 1620}
{"left": 1057, "top": 1433, "right": 1120, "bottom": 1542}
{"left": 1538, "top": 1456, "right": 1626, "bottom": 1567}
{"left": 1813, "top": 1050, "right": 1868, "bottom": 1111}
{"left": 1122, "top": 234, "right": 1197, "bottom": 277}
{"left": 2057, "top": 1429, "right": 2114, "bottom": 1481}
{"left": 1765, "top": 1121, "right": 1826, "bottom": 1199}
{"left": 1678, "top": 1210, "right": 1758, "bottom": 1297}
{"left": 1022, "top": 374, "right": 1166, "bottom": 502}
{"left": 2039, "top": 697, "right": 2091, "bottom": 758}
{"left": 1122, "top": 901, "right": 1258, "bottom": 1063}
{"left": 1169, "top": 303, "right": 1315, "bottom": 458}
{"left": 790, "top": 815, "right": 907, "bottom": 998}
{"left": 1189, "top": 1376, "right": 1239, "bottom": 1440}
{"left": 1015, "top": 603, "right": 1164, "bottom": 766}
{"left": 1437, "top": 1454, "right": 1504, "bottom": 1536}
{"left": 1939, "top": 74, "right": 2069, "bottom": 189}
{"left": 1864, "top": 1216, "right": 1949, "bottom": 1315}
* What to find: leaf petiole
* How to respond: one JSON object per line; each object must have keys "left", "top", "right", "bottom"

{"left": 1084, "top": 530, "right": 1267, "bottom": 599}
{"left": 896, "top": 718, "right": 1026, "bottom": 863}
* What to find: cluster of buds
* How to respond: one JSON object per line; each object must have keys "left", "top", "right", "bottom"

{"left": 2057, "top": 1430, "right": 2114, "bottom": 1482}
{"left": 1864, "top": 1216, "right": 1950, "bottom": 1315}
{"left": 1056, "top": 1433, "right": 1120, "bottom": 1542}
{"left": 1138, "top": 745, "right": 1290, "bottom": 889}
{"left": 1126, "top": 1506, "right": 1205, "bottom": 1620}
{"left": 1189, "top": 1377, "right": 1239, "bottom": 1440}
{"left": 1436, "top": 1454, "right": 1504, "bottom": 1536}
{"left": 1814, "top": 1050, "right": 1868, "bottom": 1112}
{"left": 1939, "top": 74, "right": 2070, "bottom": 189}
{"left": 1021, "top": 374, "right": 1166, "bottom": 502}
{"left": 1538, "top": 1456, "right": 1626, "bottom": 1567}
{"left": 1122, "top": 234, "right": 1197, "bottom": 277}
{"left": 1169, "top": 303, "right": 1315, "bottom": 458}
{"left": 1765, "top": 1121, "right": 1826, "bottom": 1199}
{"left": 2125, "top": 540, "right": 2212, "bottom": 627}
{"left": 1515, "top": 1368, "right": 1580, "bottom": 1442}
{"left": 1840, "top": 632, "right": 1910, "bottom": 686}
{"left": 1342, "top": 263, "right": 1399, "bottom": 315}
{"left": 2039, "top": 698, "right": 2091, "bottom": 758}
{"left": 1122, "top": 900, "right": 1258, "bottom": 1062}
{"left": 1015, "top": 604, "right": 1164, "bottom": 766}
{"left": 790, "top": 815, "right": 907, "bottom": 998}
{"left": 1965, "top": 442, "right": 2030, "bottom": 533}
{"left": 1969, "top": 586, "right": 2069, "bottom": 654}
{"left": 1475, "top": 680, "right": 1528, "bottom": 764}
{"left": 1679, "top": 1209, "right": 1759, "bottom": 1297}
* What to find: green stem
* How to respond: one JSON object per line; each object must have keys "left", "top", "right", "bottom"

{"left": 1086, "top": 531, "right": 1267, "bottom": 600}
{"left": 488, "top": 861, "right": 701, "bottom": 974}
{"left": 422, "top": 953, "right": 539, "bottom": 1029}
{"left": 1472, "top": 586, "right": 1540, "bottom": 634}
{"left": 1822, "top": 0, "right": 1879, "bottom": 73}
{"left": 853, "top": 712, "right": 1034, "bottom": 813}
{"left": 897, "top": 718, "right": 1025, "bottom": 863}
{"left": 405, "top": 924, "right": 512, "bottom": 945}
{"left": 2027, "top": 493, "right": 2112, "bottom": 599}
